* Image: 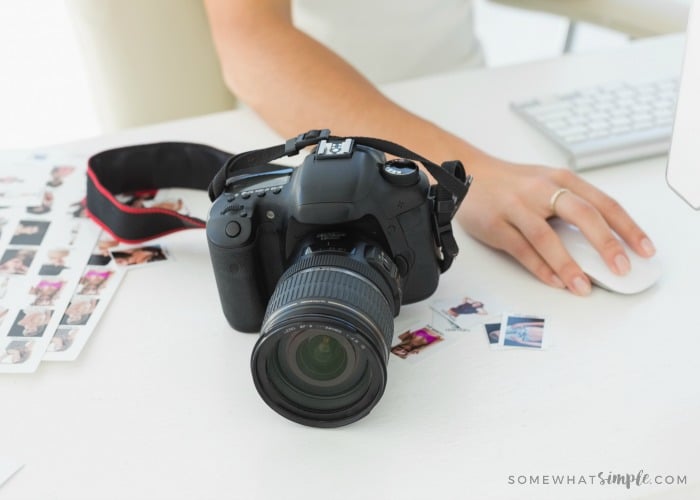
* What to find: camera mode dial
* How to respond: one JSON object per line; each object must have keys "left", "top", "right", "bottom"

{"left": 380, "top": 159, "right": 419, "bottom": 187}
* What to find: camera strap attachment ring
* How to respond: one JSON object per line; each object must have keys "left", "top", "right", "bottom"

{"left": 284, "top": 129, "right": 330, "bottom": 156}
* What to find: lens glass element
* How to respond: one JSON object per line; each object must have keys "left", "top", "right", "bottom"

{"left": 296, "top": 331, "right": 348, "bottom": 382}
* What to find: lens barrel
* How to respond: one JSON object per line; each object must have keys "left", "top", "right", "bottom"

{"left": 251, "top": 253, "right": 395, "bottom": 427}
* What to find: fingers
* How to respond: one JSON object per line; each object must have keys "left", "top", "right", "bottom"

{"left": 552, "top": 169, "right": 656, "bottom": 258}
{"left": 552, "top": 191, "right": 632, "bottom": 276}
{"left": 507, "top": 207, "right": 592, "bottom": 295}
{"left": 491, "top": 221, "right": 566, "bottom": 290}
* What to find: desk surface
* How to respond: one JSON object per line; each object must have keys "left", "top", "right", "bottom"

{"left": 2, "top": 35, "right": 699, "bottom": 500}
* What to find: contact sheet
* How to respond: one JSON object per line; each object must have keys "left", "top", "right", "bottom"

{"left": 0, "top": 150, "right": 178, "bottom": 372}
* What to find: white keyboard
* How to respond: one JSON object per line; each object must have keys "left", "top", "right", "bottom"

{"left": 511, "top": 78, "right": 678, "bottom": 170}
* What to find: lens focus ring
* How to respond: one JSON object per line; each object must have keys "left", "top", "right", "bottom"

{"left": 263, "top": 264, "right": 394, "bottom": 354}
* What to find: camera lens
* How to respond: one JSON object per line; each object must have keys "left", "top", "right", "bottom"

{"left": 295, "top": 331, "right": 348, "bottom": 382}
{"left": 251, "top": 252, "right": 396, "bottom": 427}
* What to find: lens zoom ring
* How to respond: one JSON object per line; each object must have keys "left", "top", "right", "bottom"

{"left": 264, "top": 267, "right": 394, "bottom": 353}
{"left": 279, "top": 253, "right": 397, "bottom": 309}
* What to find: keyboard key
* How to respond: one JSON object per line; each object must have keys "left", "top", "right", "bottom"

{"left": 510, "top": 78, "right": 678, "bottom": 170}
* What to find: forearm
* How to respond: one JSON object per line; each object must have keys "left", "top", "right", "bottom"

{"left": 204, "top": 2, "right": 490, "bottom": 169}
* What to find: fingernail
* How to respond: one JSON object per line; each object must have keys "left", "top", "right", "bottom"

{"left": 641, "top": 238, "right": 656, "bottom": 257}
{"left": 614, "top": 253, "right": 630, "bottom": 275}
{"left": 550, "top": 275, "right": 566, "bottom": 288}
{"left": 572, "top": 276, "right": 591, "bottom": 296}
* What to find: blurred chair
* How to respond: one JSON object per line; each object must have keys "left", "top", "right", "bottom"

{"left": 66, "top": 0, "right": 690, "bottom": 132}
{"left": 64, "top": 0, "right": 235, "bottom": 132}
{"left": 490, "top": 0, "right": 691, "bottom": 51}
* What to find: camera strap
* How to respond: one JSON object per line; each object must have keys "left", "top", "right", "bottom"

{"left": 87, "top": 129, "right": 471, "bottom": 270}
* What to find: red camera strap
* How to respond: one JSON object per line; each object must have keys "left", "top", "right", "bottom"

{"left": 86, "top": 142, "right": 231, "bottom": 243}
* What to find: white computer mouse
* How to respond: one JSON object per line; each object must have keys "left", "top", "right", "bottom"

{"left": 549, "top": 217, "right": 661, "bottom": 294}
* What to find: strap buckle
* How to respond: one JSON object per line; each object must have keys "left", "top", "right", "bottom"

{"left": 284, "top": 129, "right": 331, "bottom": 156}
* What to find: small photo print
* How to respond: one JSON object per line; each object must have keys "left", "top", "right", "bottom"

{"left": 10, "top": 220, "right": 51, "bottom": 246}
{"left": 38, "top": 248, "right": 71, "bottom": 276}
{"left": 47, "top": 328, "right": 79, "bottom": 353}
{"left": 500, "top": 314, "right": 546, "bottom": 349}
{"left": 118, "top": 190, "right": 189, "bottom": 215}
{"left": 0, "top": 340, "right": 35, "bottom": 365}
{"left": 88, "top": 237, "right": 119, "bottom": 266}
{"left": 60, "top": 298, "right": 98, "bottom": 326}
{"left": 26, "top": 191, "right": 54, "bottom": 215}
{"left": 0, "top": 248, "right": 37, "bottom": 275}
{"left": 28, "top": 279, "right": 66, "bottom": 306}
{"left": 391, "top": 325, "right": 444, "bottom": 360}
{"left": 484, "top": 321, "right": 502, "bottom": 346}
{"left": 77, "top": 269, "right": 113, "bottom": 295}
{"left": 432, "top": 296, "right": 489, "bottom": 331}
{"left": 68, "top": 199, "right": 87, "bottom": 219}
{"left": 8, "top": 308, "right": 54, "bottom": 338}
{"left": 46, "top": 165, "right": 75, "bottom": 188}
{"left": 111, "top": 245, "right": 168, "bottom": 267}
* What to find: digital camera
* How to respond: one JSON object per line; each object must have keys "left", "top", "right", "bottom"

{"left": 206, "top": 130, "right": 470, "bottom": 427}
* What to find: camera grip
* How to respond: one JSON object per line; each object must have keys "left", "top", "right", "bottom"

{"left": 398, "top": 206, "right": 441, "bottom": 303}
{"left": 208, "top": 242, "right": 266, "bottom": 332}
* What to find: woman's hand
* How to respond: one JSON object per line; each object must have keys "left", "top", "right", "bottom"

{"left": 457, "top": 154, "right": 656, "bottom": 295}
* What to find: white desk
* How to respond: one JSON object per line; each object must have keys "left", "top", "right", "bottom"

{"left": 2, "top": 35, "right": 699, "bottom": 500}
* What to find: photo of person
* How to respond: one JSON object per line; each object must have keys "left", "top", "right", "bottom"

{"left": 77, "top": 269, "right": 112, "bottom": 295}
{"left": 26, "top": 191, "right": 54, "bottom": 215}
{"left": 445, "top": 297, "right": 488, "bottom": 318}
{"left": 0, "top": 340, "right": 34, "bottom": 365}
{"left": 47, "top": 328, "right": 78, "bottom": 353}
{"left": 68, "top": 199, "right": 87, "bottom": 218}
{"left": 46, "top": 165, "right": 75, "bottom": 188}
{"left": 61, "top": 298, "right": 98, "bottom": 326}
{"left": 38, "top": 248, "right": 70, "bottom": 275}
{"left": 0, "top": 248, "right": 37, "bottom": 275}
{"left": 28, "top": 279, "right": 66, "bottom": 306}
{"left": 10, "top": 220, "right": 51, "bottom": 246}
{"left": 88, "top": 237, "right": 118, "bottom": 266}
{"left": 502, "top": 315, "right": 546, "bottom": 349}
{"left": 391, "top": 326, "right": 444, "bottom": 359}
{"left": 432, "top": 295, "right": 494, "bottom": 332}
{"left": 111, "top": 245, "right": 167, "bottom": 267}
{"left": 8, "top": 309, "right": 54, "bottom": 337}
{"left": 119, "top": 191, "right": 188, "bottom": 214}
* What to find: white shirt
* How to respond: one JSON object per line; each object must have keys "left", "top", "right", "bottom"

{"left": 292, "top": 0, "right": 483, "bottom": 83}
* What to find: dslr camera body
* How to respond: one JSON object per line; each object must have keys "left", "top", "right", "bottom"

{"left": 206, "top": 130, "right": 470, "bottom": 427}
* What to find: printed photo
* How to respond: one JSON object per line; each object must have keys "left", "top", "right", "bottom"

{"left": 77, "top": 269, "right": 113, "bottom": 295}
{"left": 26, "top": 191, "right": 54, "bottom": 215}
{"left": 432, "top": 295, "right": 492, "bottom": 332}
{"left": 0, "top": 248, "right": 37, "bottom": 275}
{"left": 501, "top": 314, "right": 546, "bottom": 349}
{"left": 118, "top": 190, "right": 189, "bottom": 215}
{"left": 484, "top": 322, "right": 501, "bottom": 346}
{"left": 391, "top": 325, "right": 444, "bottom": 359}
{"left": 88, "top": 237, "right": 118, "bottom": 266}
{"left": 38, "top": 248, "right": 71, "bottom": 276}
{"left": 46, "top": 165, "right": 75, "bottom": 188}
{"left": 47, "top": 328, "right": 79, "bottom": 353}
{"left": 111, "top": 245, "right": 168, "bottom": 267}
{"left": 60, "top": 298, "right": 98, "bottom": 326}
{"left": 29, "top": 279, "right": 66, "bottom": 306}
{"left": 0, "top": 340, "right": 35, "bottom": 365}
{"left": 68, "top": 199, "right": 87, "bottom": 218}
{"left": 8, "top": 309, "right": 54, "bottom": 337}
{"left": 10, "top": 220, "right": 51, "bottom": 246}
